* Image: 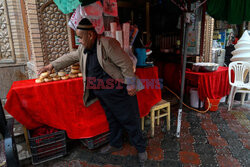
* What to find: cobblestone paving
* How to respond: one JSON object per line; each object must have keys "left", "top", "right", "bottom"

{"left": 0, "top": 140, "right": 7, "bottom": 167}
{"left": 29, "top": 101, "right": 249, "bottom": 167}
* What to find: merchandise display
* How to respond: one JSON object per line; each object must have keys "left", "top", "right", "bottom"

{"left": 5, "top": 67, "right": 161, "bottom": 139}
{"left": 40, "top": 72, "right": 49, "bottom": 79}
{"left": 61, "top": 75, "right": 69, "bottom": 80}
{"left": 35, "top": 64, "right": 82, "bottom": 84}
{"left": 122, "top": 23, "right": 130, "bottom": 49}
{"left": 49, "top": 73, "right": 57, "bottom": 78}
{"left": 58, "top": 71, "right": 67, "bottom": 77}
{"left": 35, "top": 78, "right": 44, "bottom": 84}
{"left": 115, "top": 30, "right": 123, "bottom": 48}
{"left": 44, "top": 77, "right": 53, "bottom": 82}
{"left": 110, "top": 22, "right": 117, "bottom": 38}
{"left": 53, "top": 76, "right": 61, "bottom": 81}
{"left": 231, "top": 30, "right": 250, "bottom": 62}
{"left": 69, "top": 73, "right": 78, "bottom": 78}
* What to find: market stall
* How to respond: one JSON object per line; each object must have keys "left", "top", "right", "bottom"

{"left": 4, "top": 67, "right": 161, "bottom": 139}
{"left": 185, "top": 66, "right": 230, "bottom": 101}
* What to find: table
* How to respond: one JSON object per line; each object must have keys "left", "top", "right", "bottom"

{"left": 4, "top": 67, "right": 161, "bottom": 139}
{"left": 185, "top": 66, "right": 231, "bottom": 100}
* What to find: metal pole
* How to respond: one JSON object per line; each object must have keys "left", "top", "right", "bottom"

{"left": 176, "top": 13, "right": 190, "bottom": 138}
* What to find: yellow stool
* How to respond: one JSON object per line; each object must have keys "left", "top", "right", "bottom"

{"left": 141, "top": 99, "right": 170, "bottom": 137}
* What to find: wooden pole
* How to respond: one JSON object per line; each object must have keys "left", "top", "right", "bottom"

{"left": 146, "top": 1, "right": 150, "bottom": 43}
{"left": 199, "top": 0, "right": 207, "bottom": 62}
{"left": 20, "top": 0, "right": 32, "bottom": 61}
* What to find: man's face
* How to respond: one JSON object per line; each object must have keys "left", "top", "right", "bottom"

{"left": 76, "top": 29, "right": 91, "bottom": 49}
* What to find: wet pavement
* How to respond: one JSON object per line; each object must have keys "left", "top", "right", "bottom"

{"left": 24, "top": 100, "right": 250, "bottom": 167}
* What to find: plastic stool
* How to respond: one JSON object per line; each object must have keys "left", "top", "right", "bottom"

{"left": 141, "top": 99, "right": 170, "bottom": 137}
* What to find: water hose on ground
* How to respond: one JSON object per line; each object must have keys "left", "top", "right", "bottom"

{"left": 164, "top": 86, "right": 211, "bottom": 114}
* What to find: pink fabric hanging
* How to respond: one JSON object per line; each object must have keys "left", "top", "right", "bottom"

{"left": 80, "top": 1, "right": 105, "bottom": 34}
{"left": 103, "top": 0, "right": 118, "bottom": 17}
{"left": 80, "top": 1, "right": 103, "bottom": 18}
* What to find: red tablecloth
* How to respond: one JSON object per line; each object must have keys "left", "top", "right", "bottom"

{"left": 185, "top": 66, "right": 230, "bottom": 100}
{"left": 4, "top": 67, "right": 161, "bottom": 139}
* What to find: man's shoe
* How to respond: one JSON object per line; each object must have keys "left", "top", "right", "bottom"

{"left": 99, "top": 145, "right": 122, "bottom": 154}
{"left": 139, "top": 162, "right": 145, "bottom": 167}
{"left": 138, "top": 151, "right": 147, "bottom": 163}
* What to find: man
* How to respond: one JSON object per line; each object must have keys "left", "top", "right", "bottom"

{"left": 38, "top": 18, "right": 147, "bottom": 166}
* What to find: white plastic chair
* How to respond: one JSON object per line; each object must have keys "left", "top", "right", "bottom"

{"left": 227, "top": 61, "right": 250, "bottom": 111}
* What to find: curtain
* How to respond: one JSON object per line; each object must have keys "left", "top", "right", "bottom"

{"left": 207, "top": 0, "right": 250, "bottom": 24}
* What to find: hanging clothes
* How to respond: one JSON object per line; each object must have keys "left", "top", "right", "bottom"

{"left": 53, "top": 0, "right": 81, "bottom": 14}
{"left": 68, "top": 1, "right": 104, "bottom": 34}
{"left": 103, "top": 0, "right": 118, "bottom": 17}
{"left": 80, "top": 1, "right": 103, "bottom": 18}
{"left": 80, "top": 1, "right": 105, "bottom": 34}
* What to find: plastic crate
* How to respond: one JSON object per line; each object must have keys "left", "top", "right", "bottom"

{"left": 31, "top": 145, "right": 66, "bottom": 165}
{"left": 27, "top": 129, "right": 67, "bottom": 165}
{"left": 29, "top": 139, "right": 66, "bottom": 154}
{"left": 80, "top": 131, "right": 110, "bottom": 149}
{"left": 28, "top": 130, "right": 65, "bottom": 148}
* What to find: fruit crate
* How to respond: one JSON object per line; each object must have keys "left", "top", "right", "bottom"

{"left": 80, "top": 131, "right": 110, "bottom": 149}
{"left": 27, "top": 129, "right": 67, "bottom": 165}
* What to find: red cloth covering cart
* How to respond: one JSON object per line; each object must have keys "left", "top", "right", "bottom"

{"left": 185, "top": 66, "right": 231, "bottom": 101}
{"left": 5, "top": 67, "right": 161, "bottom": 139}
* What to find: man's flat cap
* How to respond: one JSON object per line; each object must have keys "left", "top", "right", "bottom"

{"left": 77, "top": 18, "right": 95, "bottom": 30}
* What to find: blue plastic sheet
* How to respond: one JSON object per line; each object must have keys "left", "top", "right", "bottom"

{"left": 53, "top": 0, "right": 81, "bottom": 14}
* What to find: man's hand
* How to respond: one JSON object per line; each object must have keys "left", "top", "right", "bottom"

{"left": 127, "top": 84, "right": 136, "bottom": 96}
{"left": 38, "top": 64, "right": 53, "bottom": 75}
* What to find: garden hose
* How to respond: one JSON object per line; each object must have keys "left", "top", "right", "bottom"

{"left": 164, "top": 86, "right": 211, "bottom": 113}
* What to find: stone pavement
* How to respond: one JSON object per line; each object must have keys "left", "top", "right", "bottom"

{"left": 26, "top": 101, "right": 249, "bottom": 167}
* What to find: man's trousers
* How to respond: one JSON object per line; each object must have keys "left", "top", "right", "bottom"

{"left": 92, "top": 85, "right": 146, "bottom": 153}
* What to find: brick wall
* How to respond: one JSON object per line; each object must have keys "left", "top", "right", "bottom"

{"left": 24, "top": 0, "right": 43, "bottom": 78}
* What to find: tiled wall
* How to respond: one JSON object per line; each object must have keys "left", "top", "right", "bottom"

{"left": 0, "top": 0, "right": 28, "bottom": 99}
{"left": 7, "top": 0, "right": 27, "bottom": 64}
{"left": 0, "top": 0, "right": 28, "bottom": 64}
